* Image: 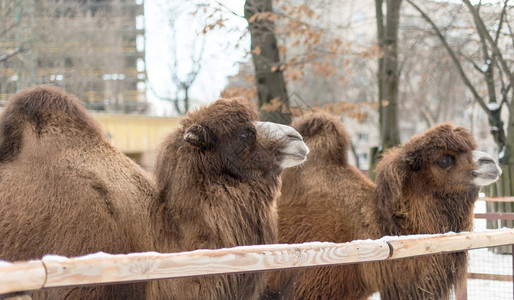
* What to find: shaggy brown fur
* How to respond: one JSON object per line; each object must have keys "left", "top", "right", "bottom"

{"left": 147, "top": 98, "right": 307, "bottom": 299}
{"left": 0, "top": 87, "right": 306, "bottom": 299}
{"left": 0, "top": 86, "right": 156, "bottom": 299}
{"left": 265, "top": 112, "right": 500, "bottom": 300}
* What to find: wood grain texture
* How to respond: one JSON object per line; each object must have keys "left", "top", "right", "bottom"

{"left": 0, "top": 261, "right": 45, "bottom": 294}
{"left": 43, "top": 241, "right": 390, "bottom": 287}
{"left": 2, "top": 229, "right": 514, "bottom": 295}
{"left": 386, "top": 229, "right": 514, "bottom": 259}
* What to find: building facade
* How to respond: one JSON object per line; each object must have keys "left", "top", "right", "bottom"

{"left": 0, "top": 0, "right": 147, "bottom": 113}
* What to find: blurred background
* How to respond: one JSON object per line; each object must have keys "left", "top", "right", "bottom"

{"left": 0, "top": 0, "right": 510, "bottom": 173}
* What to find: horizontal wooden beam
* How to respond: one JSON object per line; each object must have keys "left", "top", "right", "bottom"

{"left": 0, "top": 261, "right": 46, "bottom": 294}
{"left": 1, "top": 229, "right": 514, "bottom": 295}
{"left": 467, "top": 272, "right": 513, "bottom": 282}
{"left": 478, "top": 196, "right": 514, "bottom": 202}
{"left": 474, "top": 213, "right": 514, "bottom": 220}
{"left": 384, "top": 229, "right": 514, "bottom": 259}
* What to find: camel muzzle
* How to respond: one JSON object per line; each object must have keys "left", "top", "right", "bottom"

{"left": 471, "top": 150, "right": 502, "bottom": 186}
{"left": 255, "top": 121, "right": 309, "bottom": 169}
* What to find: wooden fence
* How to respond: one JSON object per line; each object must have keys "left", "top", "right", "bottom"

{"left": 453, "top": 197, "right": 514, "bottom": 299}
{"left": 1, "top": 229, "right": 514, "bottom": 295}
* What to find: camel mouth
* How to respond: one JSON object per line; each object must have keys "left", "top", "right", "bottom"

{"left": 278, "top": 137, "right": 309, "bottom": 169}
{"left": 471, "top": 151, "right": 502, "bottom": 186}
{"left": 281, "top": 151, "right": 309, "bottom": 168}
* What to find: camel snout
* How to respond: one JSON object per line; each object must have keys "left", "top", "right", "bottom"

{"left": 256, "top": 121, "right": 309, "bottom": 169}
{"left": 471, "top": 151, "right": 502, "bottom": 186}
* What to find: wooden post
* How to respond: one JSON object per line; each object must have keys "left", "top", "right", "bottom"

{"left": 455, "top": 275, "right": 467, "bottom": 300}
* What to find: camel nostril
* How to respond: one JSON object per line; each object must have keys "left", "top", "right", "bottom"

{"left": 298, "top": 147, "right": 308, "bottom": 157}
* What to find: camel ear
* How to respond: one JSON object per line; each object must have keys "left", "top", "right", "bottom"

{"left": 184, "top": 125, "right": 213, "bottom": 149}
{"left": 375, "top": 155, "right": 406, "bottom": 235}
{"left": 403, "top": 151, "right": 423, "bottom": 172}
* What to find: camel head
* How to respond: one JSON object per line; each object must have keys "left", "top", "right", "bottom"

{"left": 180, "top": 98, "right": 309, "bottom": 180}
{"left": 398, "top": 124, "right": 501, "bottom": 193}
{"left": 375, "top": 123, "right": 501, "bottom": 235}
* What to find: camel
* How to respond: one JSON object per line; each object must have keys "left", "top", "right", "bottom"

{"left": 0, "top": 86, "right": 154, "bottom": 299}
{"left": 147, "top": 97, "right": 309, "bottom": 299}
{"left": 0, "top": 86, "right": 308, "bottom": 300}
{"left": 265, "top": 112, "right": 501, "bottom": 300}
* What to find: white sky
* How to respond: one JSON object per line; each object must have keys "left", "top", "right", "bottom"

{"left": 144, "top": 0, "right": 248, "bottom": 116}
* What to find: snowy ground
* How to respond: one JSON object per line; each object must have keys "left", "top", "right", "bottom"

{"left": 464, "top": 200, "right": 512, "bottom": 300}
{"left": 370, "top": 199, "right": 513, "bottom": 299}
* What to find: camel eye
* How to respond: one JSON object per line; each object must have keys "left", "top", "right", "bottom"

{"left": 239, "top": 127, "right": 255, "bottom": 140}
{"left": 436, "top": 154, "right": 455, "bottom": 169}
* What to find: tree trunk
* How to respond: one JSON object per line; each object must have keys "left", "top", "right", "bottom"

{"left": 376, "top": 0, "right": 402, "bottom": 150}
{"left": 244, "top": 0, "right": 291, "bottom": 125}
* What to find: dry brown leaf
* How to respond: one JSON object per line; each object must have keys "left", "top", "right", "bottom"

{"left": 252, "top": 46, "right": 261, "bottom": 56}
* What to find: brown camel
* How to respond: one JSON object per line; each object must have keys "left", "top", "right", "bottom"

{"left": 147, "top": 97, "right": 309, "bottom": 299}
{"left": 0, "top": 86, "right": 308, "bottom": 300}
{"left": 0, "top": 86, "right": 155, "bottom": 299}
{"left": 265, "top": 112, "right": 501, "bottom": 300}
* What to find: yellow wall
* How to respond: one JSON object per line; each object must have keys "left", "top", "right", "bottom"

{"left": 93, "top": 113, "right": 181, "bottom": 170}
{"left": 93, "top": 113, "right": 180, "bottom": 154}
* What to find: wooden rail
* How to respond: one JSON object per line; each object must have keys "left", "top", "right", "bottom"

{"left": 467, "top": 273, "right": 513, "bottom": 282}
{"left": 479, "top": 196, "right": 514, "bottom": 202}
{"left": 1, "top": 229, "right": 514, "bottom": 295}
{"left": 474, "top": 213, "right": 514, "bottom": 220}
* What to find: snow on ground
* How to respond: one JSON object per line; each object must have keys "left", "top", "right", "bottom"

{"left": 371, "top": 199, "right": 513, "bottom": 299}
{"left": 465, "top": 200, "right": 512, "bottom": 299}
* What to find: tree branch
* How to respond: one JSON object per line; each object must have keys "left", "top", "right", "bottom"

{"left": 0, "top": 48, "right": 22, "bottom": 63}
{"left": 463, "top": 0, "right": 512, "bottom": 79}
{"left": 213, "top": 1, "right": 244, "bottom": 18}
{"left": 405, "top": 0, "right": 491, "bottom": 117}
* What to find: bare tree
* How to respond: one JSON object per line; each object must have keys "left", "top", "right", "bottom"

{"left": 244, "top": 0, "right": 291, "bottom": 124}
{"left": 376, "top": 0, "right": 403, "bottom": 150}
{"left": 399, "top": 23, "right": 471, "bottom": 129}
{"left": 147, "top": 2, "right": 208, "bottom": 115}
{"left": 0, "top": 0, "right": 25, "bottom": 64}
{"left": 407, "top": 0, "right": 513, "bottom": 164}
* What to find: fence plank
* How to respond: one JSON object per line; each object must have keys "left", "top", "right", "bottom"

{"left": 474, "top": 213, "right": 514, "bottom": 220}
{"left": 467, "top": 273, "right": 513, "bottom": 282}
{"left": 480, "top": 197, "right": 514, "bottom": 202}
{"left": 2, "top": 230, "right": 514, "bottom": 295}
{"left": 385, "top": 230, "right": 514, "bottom": 259}
{"left": 43, "top": 241, "right": 390, "bottom": 289}
{"left": 0, "top": 261, "right": 46, "bottom": 294}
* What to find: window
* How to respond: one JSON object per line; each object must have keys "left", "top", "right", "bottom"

{"left": 136, "top": 35, "right": 145, "bottom": 52}
{"left": 137, "top": 58, "right": 145, "bottom": 72}
{"left": 358, "top": 133, "right": 369, "bottom": 142}
{"left": 358, "top": 152, "right": 369, "bottom": 165}
{"left": 136, "top": 15, "right": 144, "bottom": 30}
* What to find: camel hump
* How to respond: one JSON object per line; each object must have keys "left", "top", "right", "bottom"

{"left": 291, "top": 112, "right": 350, "bottom": 164}
{"left": 5, "top": 85, "right": 97, "bottom": 125}
{"left": 0, "top": 86, "right": 104, "bottom": 162}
